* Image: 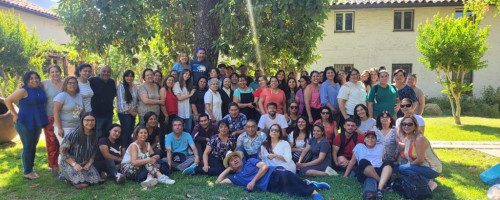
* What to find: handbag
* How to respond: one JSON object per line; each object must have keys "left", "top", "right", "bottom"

{"left": 391, "top": 174, "right": 433, "bottom": 200}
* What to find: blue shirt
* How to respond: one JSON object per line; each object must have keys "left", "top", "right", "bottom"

{"left": 18, "top": 86, "right": 48, "bottom": 129}
{"left": 222, "top": 113, "right": 247, "bottom": 134}
{"left": 320, "top": 80, "right": 340, "bottom": 110}
{"left": 165, "top": 132, "right": 194, "bottom": 156}
{"left": 249, "top": 81, "right": 260, "bottom": 90}
{"left": 236, "top": 131, "right": 267, "bottom": 156}
{"left": 172, "top": 62, "right": 190, "bottom": 75}
{"left": 189, "top": 59, "right": 213, "bottom": 83}
{"left": 229, "top": 158, "right": 277, "bottom": 191}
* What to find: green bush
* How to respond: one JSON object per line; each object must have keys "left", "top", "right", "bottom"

{"left": 425, "top": 86, "right": 500, "bottom": 118}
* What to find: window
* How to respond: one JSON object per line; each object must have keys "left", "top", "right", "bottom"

{"left": 335, "top": 12, "right": 354, "bottom": 32}
{"left": 392, "top": 64, "right": 412, "bottom": 75}
{"left": 455, "top": 9, "right": 472, "bottom": 19}
{"left": 452, "top": 71, "right": 474, "bottom": 95}
{"left": 334, "top": 64, "right": 353, "bottom": 72}
{"left": 394, "top": 10, "right": 413, "bottom": 31}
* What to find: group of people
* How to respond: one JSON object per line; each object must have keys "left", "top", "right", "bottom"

{"left": 4, "top": 47, "right": 441, "bottom": 200}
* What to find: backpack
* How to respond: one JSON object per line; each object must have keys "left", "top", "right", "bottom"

{"left": 391, "top": 174, "right": 433, "bottom": 200}
{"left": 337, "top": 132, "right": 358, "bottom": 157}
{"left": 373, "top": 84, "right": 397, "bottom": 104}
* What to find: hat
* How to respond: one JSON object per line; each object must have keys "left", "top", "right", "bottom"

{"left": 365, "top": 131, "right": 377, "bottom": 138}
{"left": 223, "top": 151, "right": 244, "bottom": 168}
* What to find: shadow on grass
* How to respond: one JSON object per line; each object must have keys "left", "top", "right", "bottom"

{"left": 457, "top": 124, "right": 500, "bottom": 137}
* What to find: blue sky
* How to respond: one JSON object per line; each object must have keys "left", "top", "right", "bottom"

{"left": 29, "top": 0, "right": 57, "bottom": 10}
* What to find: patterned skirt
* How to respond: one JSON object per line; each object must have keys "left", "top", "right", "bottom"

{"left": 60, "top": 161, "right": 103, "bottom": 185}
{"left": 121, "top": 162, "right": 159, "bottom": 180}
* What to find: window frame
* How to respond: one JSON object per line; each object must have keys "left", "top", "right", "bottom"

{"left": 334, "top": 11, "right": 355, "bottom": 33}
{"left": 391, "top": 64, "right": 412, "bottom": 82}
{"left": 393, "top": 10, "right": 414, "bottom": 32}
{"left": 334, "top": 64, "right": 353, "bottom": 72}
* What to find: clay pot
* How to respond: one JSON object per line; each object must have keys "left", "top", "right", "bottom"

{"left": 0, "top": 97, "right": 18, "bottom": 143}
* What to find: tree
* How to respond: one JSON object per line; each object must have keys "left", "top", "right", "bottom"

{"left": 416, "top": 12, "right": 490, "bottom": 125}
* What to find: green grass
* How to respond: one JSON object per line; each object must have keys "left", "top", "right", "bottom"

{"left": 1, "top": 139, "right": 498, "bottom": 200}
{"left": 423, "top": 116, "right": 500, "bottom": 141}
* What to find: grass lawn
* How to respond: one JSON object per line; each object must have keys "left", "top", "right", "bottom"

{"left": 1, "top": 139, "right": 498, "bottom": 200}
{"left": 421, "top": 116, "right": 500, "bottom": 141}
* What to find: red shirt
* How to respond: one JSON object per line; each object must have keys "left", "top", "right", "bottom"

{"left": 261, "top": 88, "right": 286, "bottom": 114}
{"left": 333, "top": 132, "right": 364, "bottom": 159}
{"left": 165, "top": 90, "right": 178, "bottom": 115}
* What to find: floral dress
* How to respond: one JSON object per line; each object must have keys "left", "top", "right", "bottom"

{"left": 121, "top": 142, "right": 159, "bottom": 180}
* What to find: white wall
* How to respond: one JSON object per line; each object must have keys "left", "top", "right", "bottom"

{"left": 312, "top": 5, "right": 500, "bottom": 98}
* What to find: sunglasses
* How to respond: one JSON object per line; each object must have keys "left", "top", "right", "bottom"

{"left": 290, "top": 106, "right": 298, "bottom": 109}
{"left": 401, "top": 122, "right": 414, "bottom": 127}
{"left": 270, "top": 129, "right": 280, "bottom": 133}
{"left": 321, "top": 112, "right": 329, "bottom": 115}
{"left": 400, "top": 104, "right": 412, "bottom": 108}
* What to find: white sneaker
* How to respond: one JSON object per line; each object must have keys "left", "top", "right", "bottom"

{"left": 325, "top": 166, "right": 338, "bottom": 176}
{"left": 141, "top": 177, "right": 158, "bottom": 188}
{"left": 158, "top": 175, "right": 175, "bottom": 184}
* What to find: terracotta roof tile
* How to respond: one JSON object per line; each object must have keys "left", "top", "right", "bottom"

{"left": 335, "top": 0, "right": 461, "bottom": 5}
{"left": 0, "top": 0, "right": 58, "bottom": 19}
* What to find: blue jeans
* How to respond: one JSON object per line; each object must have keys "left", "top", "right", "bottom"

{"left": 96, "top": 117, "right": 113, "bottom": 138}
{"left": 15, "top": 123, "right": 42, "bottom": 174}
{"left": 398, "top": 164, "right": 440, "bottom": 183}
{"left": 182, "top": 116, "right": 193, "bottom": 134}
{"left": 118, "top": 113, "right": 136, "bottom": 148}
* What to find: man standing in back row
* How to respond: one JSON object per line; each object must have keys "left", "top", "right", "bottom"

{"left": 89, "top": 65, "right": 116, "bottom": 138}
{"left": 189, "top": 48, "right": 213, "bottom": 84}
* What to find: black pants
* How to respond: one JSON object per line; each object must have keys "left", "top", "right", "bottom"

{"left": 159, "top": 114, "right": 178, "bottom": 158}
{"left": 194, "top": 155, "right": 226, "bottom": 176}
{"left": 267, "top": 167, "right": 316, "bottom": 197}
{"left": 356, "top": 159, "right": 392, "bottom": 183}
{"left": 195, "top": 142, "right": 206, "bottom": 160}
{"left": 94, "top": 159, "right": 119, "bottom": 178}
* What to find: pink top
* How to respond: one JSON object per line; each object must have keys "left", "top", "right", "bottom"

{"left": 254, "top": 88, "right": 263, "bottom": 98}
{"left": 307, "top": 85, "right": 321, "bottom": 109}
{"left": 314, "top": 119, "right": 337, "bottom": 144}
{"left": 261, "top": 88, "right": 286, "bottom": 114}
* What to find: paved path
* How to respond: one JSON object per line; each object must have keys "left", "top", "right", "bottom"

{"left": 431, "top": 141, "right": 500, "bottom": 157}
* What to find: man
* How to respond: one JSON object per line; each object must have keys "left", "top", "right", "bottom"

{"left": 249, "top": 69, "right": 262, "bottom": 90}
{"left": 222, "top": 103, "right": 247, "bottom": 144}
{"left": 89, "top": 65, "right": 116, "bottom": 138}
{"left": 218, "top": 64, "right": 227, "bottom": 79}
{"left": 257, "top": 102, "right": 288, "bottom": 134}
{"left": 236, "top": 120, "right": 266, "bottom": 160}
{"left": 165, "top": 118, "right": 200, "bottom": 171}
{"left": 238, "top": 65, "right": 253, "bottom": 85}
{"left": 189, "top": 47, "right": 213, "bottom": 84}
{"left": 191, "top": 114, "right": 218, "bottom": 159}
{"left": 332, "top": 118, "right": 365, "bottom": 170}
{"left": 216, "top": 151, "right": 329, "bottom": 200}
{"left": 343, "top": 131, "right": 392, "bottom": 199}
{"left": 393, "top": 69, "right": 418, "bottom": 118}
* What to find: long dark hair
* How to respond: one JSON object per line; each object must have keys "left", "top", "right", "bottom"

{"left": 22, "top": 71, "right": 41, "bottom": 86}
{"left": 162, "top": 75, "right": 175, "bottom": 92}
{"left": 143, "top": 111, "right": 158, "bottom": 127}
{"left": 323, "top": 66, "right": 337, "bottom": 83}
{"left": 195, "top": 76, "right": 208, "bottom": 90}
{"left": 319, "top": 106, "right": 334, "bottom": 124}
{"left": 78, "top": 112, "right": 97, "bottom": 146}
{"left": 376, "top": 111, "right": 395, "bottom": 130}
{"left": 353, "top": 104, "right": 369, "bottom": 126}
{"left": 179, "top": 69, "right": 193, "bottom": 91}
{"left": 122, "top": 70, "right": 135, "bottom": 104}
{"left": 262, "top": 124, "right": 284, "bottom": 154}
{"left": 291, "top": 116, "right": 310, "bottom": 147}
{"left": 107, "top": 123, "right": 122, "bottom": 142}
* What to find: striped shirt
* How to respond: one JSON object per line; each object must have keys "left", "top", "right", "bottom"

{"left": 117, "top": 83, "right": 138, "bottom": 114}
{"left": 60, "top": 128, "right": 98, "bottom": 164}
{"left": 404, "top": 138, "right": 442, "bottom": 173}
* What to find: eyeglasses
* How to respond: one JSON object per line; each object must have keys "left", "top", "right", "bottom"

{"left": 321, "top": 112, "right": 329, "bottom": 115}
{"left": 270, "top": 129, "right": 280, "bottom": 133}
{"left": 400, "top": 104, "right": 412, "bottom": 108}
{"left": 290, "top": 106, "right": 298, "bottom": 109}
{"left": 401, "top": 122, "right": 414, "bottom": 127}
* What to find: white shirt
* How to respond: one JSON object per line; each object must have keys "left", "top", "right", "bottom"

{"left": 204, "top": 89, "right": 222, "bottom": 121}
{"left": 257, "top": 114, "right": 288, "bottom": 133}
{"left": 358, "top": 118, "right": 376, "bottom": 134}
{"left": 78, "top": 81, "right": 94, "bottom": 112}
{"left": 353, "top": 143, "right": 384, "bottom": 168}
{"left": 338, "top": 81, "right": 367, "bottom": 115}
{"left": 173, "top": 82, "right": 191, "bottom": 119}
{"left": 260, "top": 140, "right": 296, "bottom": 173}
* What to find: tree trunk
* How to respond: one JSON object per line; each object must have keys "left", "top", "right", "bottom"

{"left": 194, "top": 0, "right": 221, "bottom": 67}
{"left": 453, "top": 93, "right": 462, "bottom": 125}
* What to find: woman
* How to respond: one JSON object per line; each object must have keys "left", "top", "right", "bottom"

{"left": 42, "top": 65, "right": 63, "bottom": 173}
{"left": 354, "top": 104, "right": 376, "bottom": 135}
{"left": 259, "top": 76, "right": 287, "bottom": 116}
{"left": 361, "top": 70, "right": 371, "bottom": 93}
{"left": 117, "top": 70, "right": 138, "bottom": 148}
{"left": 169, "top": 70, "right": 179, "bottom": 82}
{"left": 234, "top": 75, "right": 259, "bottom": 120}
{"left": 337, "top": 69, "right": 347, "bottom": 86}
{"left": 393, "top": 69, "right": 418, "bottom": 118}
{"left": 174, "top": 69, "right": 195, "bottom": 133}
{"left": 320, "top": 67, "right": 340, "bottom": 122}
{"left": 59, "top": 113, "right": 102, "bottom": 189}
{"left": 121, "top": 125, "right": 175, "bottom": 187}
{"left": 396, "top": 98, "right": 425, "bottom": 144}
{"left": 138, "top": 68, "right": 163, "bottom": 124}
{"left": 153, "top": 70, "right": 163, "bottom": 88}
{"left": 304, "top": 71, "right": 322, "bottom": 124}
{"left": 261, "top": 124, "right": 296, "bottom": 173}
{"left": 374, "top": 111, "right": 398, "bottom": 163}
{"left": 171, "top": 51, "right": 190, "bottom": 75}
{"left": 229, "top": 73, "right": 239, "bottom": 91}
{"left": 142, "top": 112, "right": 161, "bottom": 155}
{"left": 285, "top": 77, "right": 298, "bottom": 106}
{"left": 94, "top": 124, "right": 126, "bottom": 184}
{"left": 159, "top": 75, "right": 178, "bottom": 143}
{"left": 300, "top": 70, "right": 309, "bottom": 78}
{"left": 53, "top": 77, "right": 85, "bottom": 144}
{"left": 338, "top": 68, "right": 366, "bottom": 127}
{"left": 219, "top": 77, "right": 233, "bottom": 117}
{"left": 209, "top": 68, "right": 219, "bottom": 80}
{"left": 191, "top": 76, "right": 208, "bottom": 123}
{"left": 367, "top": 70, "right": 399, "bottom": 118}
{"left": 398, "top": 116, "right": 441, "bottom": 191}
{"left": 295, "top": 76, "right": 310, "bottom": 116}
{"left": 369, "top": 68, "right": 379, "bottom": 86}
{"left": 75, "top": 63, "right": 94, "bottom": 112}
{"left": 183, "top": 120, "right": 235, "bottom": 176}
{"left": 276, "top": 70, "right": 287, "bottom": 91}
{"left": 205, "top": 78, "right": 223, "bottom": 122}
{"left": 314, "top": 106, "right": 337, "bottom": 144}
{"left": 407, "top": 74, "right": 425, "bottom": 116}
{"left": 286, "top": 102, "right": 300, "bottom": 135}
{"left": 288, "top": 116, "right": 311, "bottom": 163}
{"left": 253, "top": 75, "right": 268, "bottom": 114}
{"left": 297, "top": 124, "right": 335, "bottom": 176}
{"left": 5, "top": 71, "right": 48, "bottom": 180}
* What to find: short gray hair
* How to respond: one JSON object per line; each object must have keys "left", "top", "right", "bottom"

{"left": 208, "top": 78, "right": 219, "bottom": 86}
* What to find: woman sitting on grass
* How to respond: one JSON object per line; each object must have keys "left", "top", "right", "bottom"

{"left": 59, "top": 112, "right": 102, "bottom": 189}
{"left": 260, "top": 124, "right": 296, "bottom": 173}
{"left": 94, "top": 124, "right": 126, "bottom": 184}
{"left": 121, "top": 125, "right": 175, "bottom": 188}
{"left": 288, "top": 116, "right": 311, "bottom": 163}
{"left": 296, "top": 124, "right": 336, "bottom": 177}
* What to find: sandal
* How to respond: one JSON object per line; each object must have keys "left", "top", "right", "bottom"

{"left": 376, "top": 189, "right": 384, "bottom": 200}
{"left": 23, "top": 172, "right": 39, "bottom": 180}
